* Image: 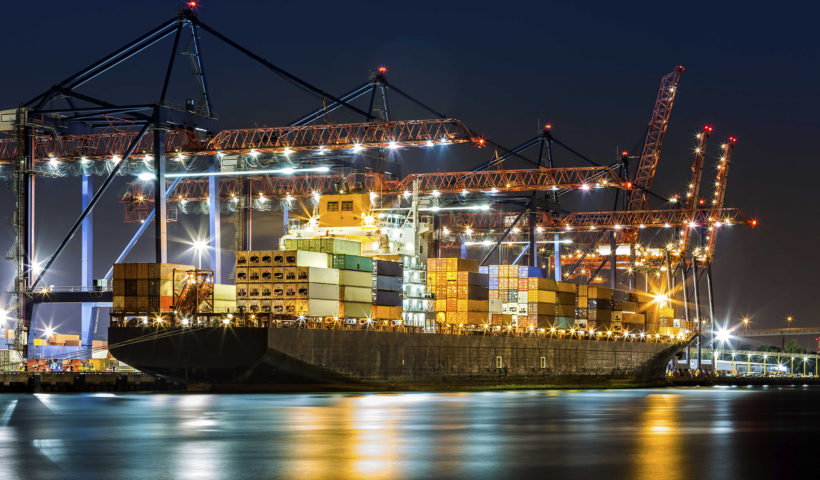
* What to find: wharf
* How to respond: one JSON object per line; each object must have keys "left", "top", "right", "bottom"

{"left": 667, "top": 376, "right": 820, "bottom": 387}
{"left": 0, "top": 372, "right": 181, "bottom": 393}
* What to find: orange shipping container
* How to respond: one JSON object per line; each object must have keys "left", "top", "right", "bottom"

{"left": 517, "top": 279, "right": 528, "bottom": 291}
{"left": 446, "top": 298, "right": 457, "bottom": 311}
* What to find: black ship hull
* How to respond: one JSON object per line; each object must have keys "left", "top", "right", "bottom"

{"left": 109, "top": 327, "right": 682, "bottom": 391}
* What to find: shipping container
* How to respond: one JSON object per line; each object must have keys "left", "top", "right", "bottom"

{"left": 372, "top": 305, "right": 402, "bottom": 320}
{"left": 527, "top": 277, "right": 557, "bottom": 291}
{"left": 375, "top": 275, "right": 403, "bottom": 292}
{"left": 373, "top": 290, "right": 402, "bottom": 306}
{"left": 340, "top": 302, "right": 371, "bottom": 318}
{"left": 518, "top": 266, "right": 543, "bottom": 278}
{"left": 373, "top": 260, "right": 403, "bottom": 277}
{"left": 274, "top": 250, "right": 329, "bottom": 268}
{"left": 339, "top": 270, "right": 372, "bottom": 287}
{"left": 341, "top": 286, "right": 373, "bottom": 303}
{"left": 331, "top": 254, "right": 373, "bottom": 272}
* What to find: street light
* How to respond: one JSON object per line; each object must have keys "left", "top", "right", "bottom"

{"left": 742, "top": 316, "right": 750, "bottom": 330}
{"left": 786, "top": 315, "right": 793, "bottom": 327}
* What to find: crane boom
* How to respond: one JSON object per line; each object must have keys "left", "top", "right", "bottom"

{"left": 626, "top": 66, "right": 684, "bottom": 212}
{"left": 704, "top": 137, "right": 737, "bottom": 262}
{"left": 677, "top": 125, "right": 712, "bottom": 256}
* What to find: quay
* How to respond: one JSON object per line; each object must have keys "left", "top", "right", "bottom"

{"left": 0, "top": 372, "right": 181, "bottom": 393}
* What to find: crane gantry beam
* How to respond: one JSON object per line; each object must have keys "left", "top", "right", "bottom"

{"left": 120, "top": 165, "right": 626, "bottom": 220}
{"left": 418, "top": 207, "right": 749, "bottom": 232}
{"left": 0, "top": 118, "right": 478, "bottom": 164}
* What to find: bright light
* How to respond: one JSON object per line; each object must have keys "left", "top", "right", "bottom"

{"left": 425, "top": 139, "right": 434, "bottom": 147}
{"left": 181, "top": 318, "right": 190, "bottom": 326}
{"left": 285, "top": 194, "right": 294, "bottom": 204}
{"left": 387, "top": 141, "right": 400, "bottom": 150}
{"left": 442, "top": 227, "right": 450, "bottom": 235}
{"left": 403, "top": 190, "right": 411, "bottom": 198}
{"left": 137, "top": 172, "right": 156, "bottom": 181}
{"left": 482, "top": 240, "right": 492, "bottom": 247}
{"left": 312, "top": 191, "right": 321, "bottom": 203}
{"left": 715, "top": 328, "right": 731, "bottom": 344}
{"left": 536, "top": 226, "right": 544, "bottom": 233}
{"left": 464, "top": 227, "right": 473, "bottom": 236}
{"left": 80, "top": 156, "right": 90, "bottom": 165}
{"left": 461, "top": 189, "right": 469, "bottom": 195}
{"left": 352, "top": 143, "right": 364, "bottom": 153}
{"left": 191, "top": 240, "right": 208, "bottom": 252}
{"left": 283, "top": 147, "right": 293, "bottom": 156}
{"left": 223, "top": 318, "right": 230, "bottom": 325}
{"left": 489, "top": 187, "right": 498, "bottom": 194}
{"left": 580, "top": 184, "right": 590, "bottom": 191}
{"left": 31, "top": 261, "right": 43, "bottom": 276}
{"left": 111, "top": 155, "right": 121, "bottom": 164}
{"left": 43, "top": 326, "right": 54, "bottom": 338}
{"left": 249, "top": 149, "right": 259, "bottom": 157}
{"left": 317, "top": 146, "right": 327, "bottom": 155}
{"left": 49, "top": 156, "right": 59, "bottom": 167}
{"left": 431, "top": 190, "right": 440, "bottom": 197}
{"left": 279, "top": 167, "right": 295, "bottom": 175}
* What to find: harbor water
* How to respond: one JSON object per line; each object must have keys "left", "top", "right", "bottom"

{"left": 1, "top": 387, "right": 818, "bottom": 479}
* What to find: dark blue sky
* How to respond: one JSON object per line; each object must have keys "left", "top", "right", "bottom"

{"left": 1, "top": 1, "right": 818, "bottom": 343}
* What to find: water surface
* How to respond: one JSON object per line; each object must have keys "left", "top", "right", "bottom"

{"left": 1, "top": 387, "right": 818, "bottom": 479}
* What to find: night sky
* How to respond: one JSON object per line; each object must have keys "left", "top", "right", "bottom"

{"left": 1, "top": 1, "right": 818, "bottom": 346}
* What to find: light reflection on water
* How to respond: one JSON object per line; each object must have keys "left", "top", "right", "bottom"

{"left": 0, "top": 387, "right": 818, "bottom": 479}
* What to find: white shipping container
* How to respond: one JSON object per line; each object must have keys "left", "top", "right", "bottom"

{"left": 306, "top": 283, "right": 340, "bottom": 300}
{"left": 214, "top": 284, "right": 236, "bottom": 301}
{"left": 341, "top": 286, "right": 372, "bottom": 303}
{"left": 339, "top": 270, "right": 372, "bottom": 287}
{"left": 518, "top": 291, "right": 528, "bottom": 303}
{"left": 305, "top": 267, "right": 340, "bottom": 284}
{"left": 308, "top": 299, "right": 340, "bottom": 317}
{"left": 277, "top": 250, "right": 329, "bottom": 268}
{"left": 489, "top": 299, "right": 503, "bottom": 313}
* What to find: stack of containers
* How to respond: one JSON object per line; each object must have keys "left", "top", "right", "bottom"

{"left": 456, "top": 269, "right": 489, "bottom": 325}
{"left": 428, "top": 258, "right": 488, "bottom": 326}
{"left": 372, "top": 260, "right": 403, "bottom": 321}
{"left": 112, "top": 262, "right": 193, "bottom": 314}
{"left": 402, "top": 255, "right": 432, "bottom": 330}
{"left": 575, "top": 284, "right": 589, "bottom": 329}
{"left": 586, "top": 286, "right": 613, "bottom": 330}
{"left": 275, "top": 249, "right": 334, "bottom": 316}
{"left": 334, "top": 253, "right": 373, "bottom": 319}
{"left": 527, "top": 276, "right": 558, "bottom": 329}
{"left": 631, "top": 291, "right": 659, "bottom": 333}
{"left": 516, "top": 266, "right": 543, "bottom": 329}
{"left": 619, "top": 292, "right": 644, "bottom": 331}
{"left": 555, "top": 282, "right": 577, "bottom": 329}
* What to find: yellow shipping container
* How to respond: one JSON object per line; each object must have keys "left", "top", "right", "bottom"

{"left": 529, "top": 290, "right": 557, "bottom": 303}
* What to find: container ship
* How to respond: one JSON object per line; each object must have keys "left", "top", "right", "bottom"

{"left": 108, "top": 193, "right": 688, "bottom": 390}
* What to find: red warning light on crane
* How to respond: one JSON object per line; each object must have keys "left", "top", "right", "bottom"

{"left": 476, "top": 138, "right": 486, "bottom": 147}
{"left": 750, "top": 219, "right": 758, "bottom": 227}
{"left": 544, "top": 123, "right": 552, "bottom": 131}
{"left": 378, "top": 66, "right": 388, "bottom": 74}
{"left": 704, "top": 125, "right": 713, "bottom": 132}
{"left": 621, "top": 151, "right": 628, "bottom": 157}
{"left": 728, "top": 136, "right": 737, "bottom": 143}
{"left": 187, "top": 1, "right": 199, "bottom": 8}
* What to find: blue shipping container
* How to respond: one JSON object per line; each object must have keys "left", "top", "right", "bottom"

{"left": 518, "top": 266, "right": 544, "bottom": 278}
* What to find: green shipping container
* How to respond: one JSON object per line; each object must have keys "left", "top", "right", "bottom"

{"left": 555, "top": 316, "right": 575, "bottom": 329}
{"left": 332, "top": 254, "right": 372, "bottom": 272}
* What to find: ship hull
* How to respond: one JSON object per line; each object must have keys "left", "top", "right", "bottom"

{"left": 109, "top": 327, "right": 682, "bottom": 390}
